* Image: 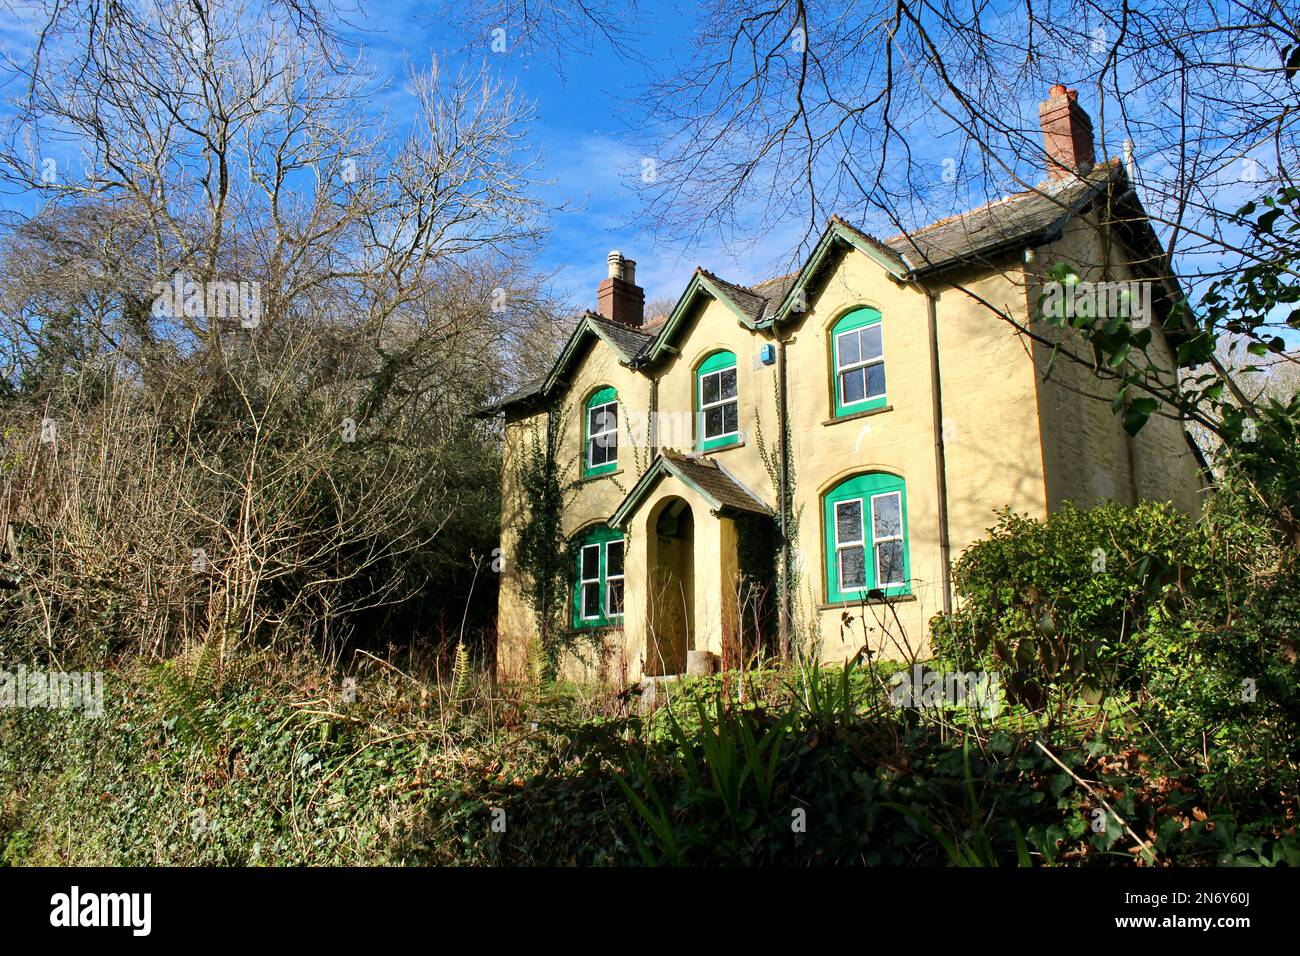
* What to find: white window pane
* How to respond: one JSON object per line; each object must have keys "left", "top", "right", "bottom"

{"left": 876, "top": 540, "right": 905, "bottom": 585}
{"left": 866, "top": 363, "right": 886, "bottom": 399}
{"left": 606, "top": 540, "right": 624, "bottom": 576}
{"left": 581, "top": 544, "right": 600, "bottom": 579}
{"left": 841, "top": 368, "right": 866, "bottom": 404}
{"left": 582, "top": 581, "right": 601, "bottom": 617}
{"left": 607, "top": 579, "right": 624, "bottom": 616}
{"left": 722, "top": 401, "right": 738, "bottom": 435}
{"left": 838, "top": 330, "right": 860, "bottom": 367}
{"left": 588, "top": 406, "right": 603, "bottom": 433}
{"left": 840, "top": 546, "right": 866, "bottom": 589}
{"left": 719, "top": 367, "right": 737, "bottom": 399}
{"left": 595, "top": 404, "right": 616, "bottom": 435}
{"left": 835, "top": 500, "right": 862, "bottom": 543}
{"left": 704, "top": 406, "right": 724, "bottom": 438}
{"left": 702, "top": 373, "right": 720, "bottom": 405}
{"left": 861, "top": 324, "right": 883, "bottom": 360}
{"left": 873, "top": 493, "right": 901, "bottom": 539}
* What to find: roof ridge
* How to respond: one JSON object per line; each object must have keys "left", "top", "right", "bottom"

{"left": 696, "top": 268, "right": 767, "bottom": 303}
{"left": 883, "top": 158, "right": 1123, "bottom": 245}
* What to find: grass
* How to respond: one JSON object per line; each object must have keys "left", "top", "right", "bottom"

{"left": 2, "top": 650, "right": 1296, "bottom": 866}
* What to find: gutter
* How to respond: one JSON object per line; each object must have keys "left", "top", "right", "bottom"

{"left": 915, "top": 278, "right": 954, "bottom": 617}
{"left": 776, "top": 325, "right": 792, "bottom": 659}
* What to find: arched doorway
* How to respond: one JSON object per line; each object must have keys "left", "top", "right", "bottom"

{"left": 646, "top": 496, "right": 694, "bottom": 675}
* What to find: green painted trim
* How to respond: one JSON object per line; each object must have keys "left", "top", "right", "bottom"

{"left": 544, "top": 315, "right": 641, "bottom": 397}
{"left": 696, "top": 350, "right": 739, "bottom": 451}
{"left": 822, "top": 472, "right": 911, "bottom": 602}
{"left": 583, "top": 386, "right": 619, "bottom": 477}
{"left": 642, "top": 272, "right": 762, "bottom": 365}
{"left": 609, "top": 455, "right": 722, "bottom": 527}
{"left": 572, "top": 525, "right": 626, "bottom": 629}
{"left": 696, "top": 274, "right": 759, "bottom": 329}
{"left": 764, "top": 221, "right": 908, "bottom": 328}
{"left": 831, "top": 307, "right": 887, "bottom": 417}
{"left": 642, "top": 273, "right": 707, "bottom": 364}
{"left": 697, "top": 350, "right": 735, "bottom": 375}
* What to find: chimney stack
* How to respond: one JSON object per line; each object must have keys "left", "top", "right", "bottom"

{"left": 598, "top": 250, "right": 645, "bottom": 327}
{"left": 1039, "top": 84, "right": 1096, "bottom": 181}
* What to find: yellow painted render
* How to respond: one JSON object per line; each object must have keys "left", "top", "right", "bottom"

{"left": 494, "top": 229, "right": 1207, "bottom": 685}
{"left": 1028, "top": 215, "right": 1207, "bottom": 515}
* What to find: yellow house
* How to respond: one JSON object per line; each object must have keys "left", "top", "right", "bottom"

{"left": 481, "top": 86, "right": 1207, "bottom": 685}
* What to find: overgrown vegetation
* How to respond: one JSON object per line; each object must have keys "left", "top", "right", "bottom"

{"left": 2, "top": 1, "right": 1298, "bottom": 868}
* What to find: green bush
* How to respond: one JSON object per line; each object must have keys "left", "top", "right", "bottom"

{"left": 932, "top": 501, "right": 1202, "bottom": 708}
{"left": 932, "top": 491, "right": 1300, "bottom": 809}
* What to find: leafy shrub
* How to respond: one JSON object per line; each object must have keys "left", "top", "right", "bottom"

{"left": 932, "top": 501, "right": 1201, "bottom": 708}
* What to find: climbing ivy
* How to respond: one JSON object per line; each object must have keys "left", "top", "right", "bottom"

{"left": 512, "top": 406, "right": 581, "bottom": 679}
{"left": 754, "top": 372, "right": 803, "bottom": 660}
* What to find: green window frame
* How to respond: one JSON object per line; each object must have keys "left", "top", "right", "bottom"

{"left": 831, "top": 308, "right": 886, "bottom": 417}
{"left": 573, "top": 525, "right": 625, "bottom": 628}
{"left": 823, "top": 472, "right": 910, "bottom": 601}
{"left": 584, "top": 386, "right": 618, "bottom": 477}
{"left": 696, "top": 350, "right": 739, "bottom": 451}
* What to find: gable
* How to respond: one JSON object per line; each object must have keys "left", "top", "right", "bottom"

{"left": 640, "top": 270, "right": 773, "bottom": 364}
{"left": 513, "top": 311, "right": 651, "bottom": 405}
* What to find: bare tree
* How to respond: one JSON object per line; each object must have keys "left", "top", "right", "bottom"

{"left": 0, "top": 0, "right": 562, "bottom": 665}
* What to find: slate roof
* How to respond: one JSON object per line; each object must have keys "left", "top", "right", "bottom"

{"left": 882, "top": 160, "right": 1122, "bottom": 274}
{"left": 659, "top": 450, "right": 772, "bottom": 515}
{"left": 587, "top": 313, "right": 655, "bottom": 361}
{"left": 697, "top": 269, "right": 770, "bottom": 326}
{"left": 751, "top": 272, "right": 798, "bottom": 309}
{"left": 481, "top": 157, "right": 1166, "bottom": 416}
{"left": 475, "top": 376, "right": 546, "bottom": 416}
{"left": 609, "top": 449, "right": 774, "bottom": 527}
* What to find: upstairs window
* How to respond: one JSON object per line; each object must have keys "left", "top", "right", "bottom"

{"left": 823, "top": 472, "right": 909, "bottom": 601}
{"left": 573, "top": 526, "right": 626, "bottom": 628}
{"left": 696, "top": 350, "right": 739, "bottom": 450}
{"left": 584, "top": 386, "right": 618, "bottom": 477}
{"left": 831, "top": 308, "right": 886, "bottom": 417}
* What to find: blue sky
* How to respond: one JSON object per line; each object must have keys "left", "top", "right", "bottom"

{"left": 334, "top": 1, "right": 826, "bottom": 311}
{"left": 0, "top": 1, "right": 1288, "bottom": 337}
{"left": 338, "top": 2, "right": 1284, "bottom": 319}
{"left": 0, "top": 0, "right": 827, "bottom": 312}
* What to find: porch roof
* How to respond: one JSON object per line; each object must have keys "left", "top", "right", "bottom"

{"left": 608, "top": 448, "right": 774, "bottom": 528}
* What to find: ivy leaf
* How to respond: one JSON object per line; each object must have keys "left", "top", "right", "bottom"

{"left": 1123, "top": 400, "right": 1156, "bottom": 435}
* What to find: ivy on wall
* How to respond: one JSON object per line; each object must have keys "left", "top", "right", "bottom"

{"left": 754, "top": 373, "right": 805, "bottom": 660}
{"left": 512, "top": 406, "right": 579, "bottom": 680}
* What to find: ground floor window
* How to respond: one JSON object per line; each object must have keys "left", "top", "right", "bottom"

{"left": 822, "top": 472, "right": 910, "bottom": 601}
{"left": 573, "top": 526, "right": 626, "bottom": 627}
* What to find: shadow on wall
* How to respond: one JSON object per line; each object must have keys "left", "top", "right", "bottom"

{"left": 646, "top": 496, "right": 693, "bottom": 676}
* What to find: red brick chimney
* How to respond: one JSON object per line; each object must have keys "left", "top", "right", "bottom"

{"left": 597, "top": 250, "right": 644, "bottom": 327}
{"left": 1039, "top": 84, "right": 1096, "bottom": 181}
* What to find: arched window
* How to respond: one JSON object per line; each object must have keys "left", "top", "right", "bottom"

{"left": 573, "top": 525, "right": 625, "bottom": 627}
{"left": 823, "top": 472, "right": 909, "bottom": 601}
{"left": 584, "top": 386, "right": 618, "bottom": 477}
{"left": 696, "top": 350, "right": 738, "bottom": 450}
{"left": 831, "top": 308, "right": 886, "bottom": 417}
